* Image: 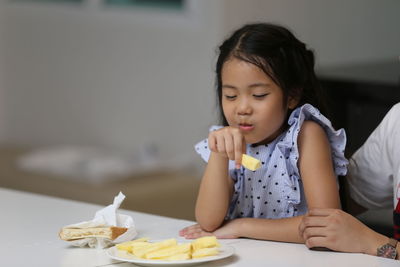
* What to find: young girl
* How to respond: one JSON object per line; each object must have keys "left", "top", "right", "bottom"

{"left": 179, "top": 23, "right": 348, "bottom": 243}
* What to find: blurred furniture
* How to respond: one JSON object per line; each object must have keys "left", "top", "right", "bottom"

{"left": 2, "top": 187, "right": 397, "bottom": 267}
{"left": 0, "top": 145, "right": 200, "bottom": 220}
{"left": 318, "top": 59, "right": 400, "bottom": 157}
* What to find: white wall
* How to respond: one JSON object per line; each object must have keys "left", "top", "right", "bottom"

{"left": 0, "top": 3, "right": 5, "bottom": 141}
{"left": 1, "top": 0, "right": 399, "bottom": 171}
{"left": 1, "top": 0, "right": 224, "bottom": 168}
{"left": 222, "top": 0, "right": 400, "bottom": 67}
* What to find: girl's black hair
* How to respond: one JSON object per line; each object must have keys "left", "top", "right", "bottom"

{"left": 215, "top": 23, "right": 327, "bottom": 125}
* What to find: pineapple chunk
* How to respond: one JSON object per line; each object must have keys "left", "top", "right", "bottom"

{"left": 145, "top": 243, "right": 191, "bottom": 259}
{"left": 167, "top": 253, "right": 191, "bottom": 260}
{"left": 115, "top": 236, "right": 221, "bottom": 261}
{"left": 132, "top": 239, "right": 177, "bottom": 258}
{"left": 191, "top": 236, "right": 220, "bottom": 251}
{"left": 116, "top": 249, "right": 136, "bottom": 259}
{"left": 131, "top": 237, "right": 150, "bottom": 243}
{"left": 192, "top": 247, "right": 219, "bottom": 258}
{"left": 116, "top": 238, "right": 151, "bottom": 253}
{"left": 129, "top": 242, "right": 153, "bottom": 254}
{"left": 242, "top": 154, "right": 261, "bottom": 171}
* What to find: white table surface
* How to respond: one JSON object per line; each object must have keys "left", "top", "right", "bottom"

{"left": 0, "top": 187, "right": 398, "bottom": 267}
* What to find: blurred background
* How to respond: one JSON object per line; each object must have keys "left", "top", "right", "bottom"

{"left": 0, "top": 0, "right": 399, "bottom": 228}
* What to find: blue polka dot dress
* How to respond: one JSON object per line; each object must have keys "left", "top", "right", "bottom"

{"left": 194, "top": 104, "right": 348, "bottom": 220}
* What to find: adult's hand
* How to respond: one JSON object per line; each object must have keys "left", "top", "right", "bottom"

{"left": 299, "top": 208, "right": 387, "bottom": 255}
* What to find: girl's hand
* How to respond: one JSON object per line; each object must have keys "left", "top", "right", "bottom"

{"left": 179, "top": 224, "right": 212, "bottom": 239}
{"left": 179, "top": 220, "right": 240, "bottom": 239}
{"left": 208, "top": 126, "right": 246, "bottom": 169}
{"left": 299, "top": 208, "right": 386, "bottom": 255}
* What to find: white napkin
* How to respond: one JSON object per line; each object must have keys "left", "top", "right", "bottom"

{"left": 63, "top": 192, "right": 137, "bottom": 248}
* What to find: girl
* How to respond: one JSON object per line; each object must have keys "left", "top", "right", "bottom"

{"left": 179, "top": 23, "right": 348, "bottom": 243}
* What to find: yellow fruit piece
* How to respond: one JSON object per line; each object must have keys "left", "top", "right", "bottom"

{"left": 167, "top": 253, "right": 191, "bottom": 260}
{"left": 129, "top": 242, "right": 153, "bottom": 254}
{"left": 131, "top": 237, "right": 150, "bottom": 242}
{"left": 192, "top": 247, "right": 219, "bottom": 258}
{"left": 116, "top": 238, "right": 150, "bottom": 252}
{"left": 116, "top": 237, "right": 221, "bottom": 261}
{"left": 191, "top": 236, "right": 220, "bottom": 251}
{"left": 145, "top": 243, "right": 191, "bottom": 259}
{"left": 116, "top": 249, "right": 136, "bottom": 259}
{"left": 115, "top": 243, "right": 131, "bottom": 252}
{"left": 132, "top": 247, "right": 150, "bottom": 258}
{"left": 242, "top": 154, "right": 261, "bottom": 171}
{"left": 132, "top": 239, "right": 177, "bottom": 258}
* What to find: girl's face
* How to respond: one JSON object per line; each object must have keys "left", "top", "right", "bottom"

{"left": 221, "top": 58, "right": 296, "bottom": 144}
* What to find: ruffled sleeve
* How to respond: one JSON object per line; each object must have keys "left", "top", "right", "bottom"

{"left": 286, "top": 104, "right": 348, "bottom": 176}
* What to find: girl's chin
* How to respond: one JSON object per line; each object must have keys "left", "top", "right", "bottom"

{"left": 244, "top": 134, "right": 274, "bottom": 146}
{"left": 244, "top": 136, "right": 266, "bottom": 145}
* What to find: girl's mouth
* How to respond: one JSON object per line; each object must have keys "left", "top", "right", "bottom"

{"left": 239, "top": 124, "right": 254, "bottom": 132}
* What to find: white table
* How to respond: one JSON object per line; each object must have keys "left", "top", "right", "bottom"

{"left": 0, "top": 187, "right": 398, "bottom": 267}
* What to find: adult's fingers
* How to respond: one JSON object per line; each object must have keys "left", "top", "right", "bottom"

{"left": 304, "top": 236, "right": 329, "bottom": 250}
{"left": 302, "top": 216, "right": 329, "bottom": 227}
{"left": 302, "top": 226, "right": 327, "bottom": 240}
{"left": 299, "top": 215, "right": 328, "bottom": 237}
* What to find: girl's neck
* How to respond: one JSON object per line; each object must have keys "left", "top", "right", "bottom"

{"left": 251, "top": 122, "right": 289, "bottom": 147}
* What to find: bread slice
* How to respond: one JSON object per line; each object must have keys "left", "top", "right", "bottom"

{"left": 59, "top": 226, "right": 128, "bottom": 241}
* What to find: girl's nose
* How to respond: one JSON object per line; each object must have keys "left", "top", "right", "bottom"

{"left": 237, "top": 98, "right": 252, "bottom": 115}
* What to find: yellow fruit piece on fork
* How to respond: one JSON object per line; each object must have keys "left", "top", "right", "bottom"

{"left": 242, "top": 154, "right": 261, "bottom": 171}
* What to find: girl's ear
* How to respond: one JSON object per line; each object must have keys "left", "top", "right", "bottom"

{"left": 288, "top": 95, "right": 300, "bottom": 109}
{"left": 288, "top": 88, "right": 302, "bottom": 109}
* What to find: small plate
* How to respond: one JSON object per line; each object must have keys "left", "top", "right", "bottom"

{"left": 106, "top": 244, "right": 235, "bottom": 267}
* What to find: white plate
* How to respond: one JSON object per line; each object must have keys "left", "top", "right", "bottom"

{"left": 106, "top": 244, "right": 235, "bottom": 267}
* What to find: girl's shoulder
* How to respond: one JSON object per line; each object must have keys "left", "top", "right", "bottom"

{"left": 297, "top": 120, "right": 326, "bottom": 139}
{"left": 296, "top": 120, "right": 332, "bottom": 154}
{"left": 287, "top": 104, "right": 339, "bottom": 139}
{"left": 288, "top": 104, "right": 330, "bottom": 127}
{"left": 284, "top": 103, "right": 348, "bottom": 176}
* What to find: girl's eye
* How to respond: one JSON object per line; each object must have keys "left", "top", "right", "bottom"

{"left": 253, "top": 93, "right": 268, "bottom": 99}
{"left": 224, "top": 95, "right": 237, "bottom": 100}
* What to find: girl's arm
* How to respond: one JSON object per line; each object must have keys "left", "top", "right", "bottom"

{"left": 195, "top": 126, "right": 244, "bottom": 232}
{"left": 195, "top": 152, "right": 234, "bottom": 232}
{"left": 297, "top": 120, "right": 341, "bottom": 210}
{"left": 182, "top": 121, "right": 341, "bottom": 242}
{"left": 181, "top": 216, "right": 305, "bottom": 242}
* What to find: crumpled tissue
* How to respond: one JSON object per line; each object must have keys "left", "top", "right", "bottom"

{"left": 61, "top": 192, "right": 137, "bottom": 248}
